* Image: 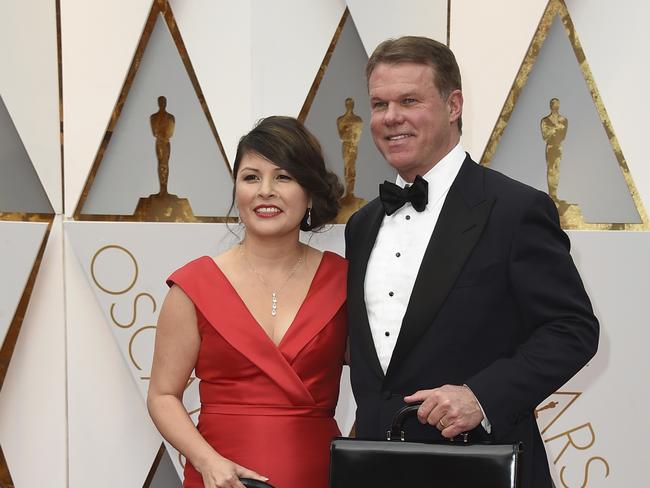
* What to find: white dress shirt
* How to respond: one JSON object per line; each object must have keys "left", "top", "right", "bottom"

{"left": 364, "top": 143, "right": 466, "bottom": 372}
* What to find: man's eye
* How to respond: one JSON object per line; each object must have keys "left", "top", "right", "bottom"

{"left": 403, "top": 98, "right": 416, "bottom": 105}
{"left": 372, "top": 101, "right": 387, "bottom": 110}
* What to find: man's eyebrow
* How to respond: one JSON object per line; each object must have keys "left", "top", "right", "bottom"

{"left": 398, "top": 92, "right": 418, "bottom": 99}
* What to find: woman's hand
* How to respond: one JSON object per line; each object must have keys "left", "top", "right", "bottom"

{"left": 198, "top": 454, "right": 269, "bottom": 488}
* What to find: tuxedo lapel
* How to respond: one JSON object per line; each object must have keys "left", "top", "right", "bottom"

{"left": 385, "top": 158, "right": 495, "bottom": 379}
{"left": 347, "top": 199, "right": 386, "bottom": 381}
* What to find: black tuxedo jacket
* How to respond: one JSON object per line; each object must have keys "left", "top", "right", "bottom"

{"left": 344, "top": 155, "right": 599, "bottom": 488}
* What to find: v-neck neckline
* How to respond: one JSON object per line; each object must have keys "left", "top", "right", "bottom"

{"left": 206, "top": 251, "right": 329, "bottom": 349}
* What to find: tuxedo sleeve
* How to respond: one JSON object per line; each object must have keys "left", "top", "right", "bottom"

{"left": 465, "top": 190, "right": 599, "bottom": 439}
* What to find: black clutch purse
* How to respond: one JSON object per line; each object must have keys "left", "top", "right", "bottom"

{"left": 329, "top": 404, "right": 522, "bottom": 488}
{"left": 240, "top": 478, "right": 274, "bottom": 488}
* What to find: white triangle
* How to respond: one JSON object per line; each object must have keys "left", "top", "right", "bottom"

{"left": 64, "top": 230, "right": 164, "bottom": 487}
{"left": 347, "top": 0, "right": 447, "bottom": 55}
{"left": 62, "top": 0, "right": 153, "bottom": 216}
{"left": 250, "top": 0, "right": 346, "bottom": 119}
{"left": 0, "top": 217, "right": 63, "bottom": 487}
{"left": 170, "top": 0, "right": 252, "bottom": 165}
{"left": 451, "top": 0, "right": 549, "bottom": 157}
{"left": 0, "top": 0, "right": 61, "bottom": 213}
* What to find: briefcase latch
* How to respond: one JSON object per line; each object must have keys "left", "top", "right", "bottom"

{"left": 385, "top": 429, "right": 406, "bottom": 441}
{"left": 450, "top": 432, "right": 470, "bottom": 443}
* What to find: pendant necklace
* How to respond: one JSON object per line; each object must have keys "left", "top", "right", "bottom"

{"left": 239, "top": 243, "right": 305, "bottom": 317}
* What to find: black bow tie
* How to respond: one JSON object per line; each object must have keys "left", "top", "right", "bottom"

{"left": 379, "top": 175, "right": 429, "bottom": 215}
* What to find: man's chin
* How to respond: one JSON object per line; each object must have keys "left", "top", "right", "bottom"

{"left": 385, "top": 156, "right": 415, "bottom": 172}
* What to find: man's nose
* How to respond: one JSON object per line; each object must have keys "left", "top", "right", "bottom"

{"left": 383, "top": 103, "right": 403, "bottom": 125}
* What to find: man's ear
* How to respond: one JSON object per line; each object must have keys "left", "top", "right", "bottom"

{"left": 447, "top": 89, "right": 463, "bottom": 124}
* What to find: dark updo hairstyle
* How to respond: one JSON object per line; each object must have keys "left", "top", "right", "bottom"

{"left": 232, "top": 116, "right": 343, "bottom": 231}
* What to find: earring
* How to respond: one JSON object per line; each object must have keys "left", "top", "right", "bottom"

{"left": 306, "top": 207, "right": 312, "bottom": 227}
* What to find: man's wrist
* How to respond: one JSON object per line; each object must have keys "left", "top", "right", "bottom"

{"left": 463, "top": 384, "right": 491, "bottom": 434}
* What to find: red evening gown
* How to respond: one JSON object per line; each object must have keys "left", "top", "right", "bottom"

{"left": 166, "top": 251, "right": 347, "bottom": 488}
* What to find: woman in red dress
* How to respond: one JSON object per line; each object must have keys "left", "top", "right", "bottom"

{"left": 147, "top": 116, "right": 346, "bottom": 488}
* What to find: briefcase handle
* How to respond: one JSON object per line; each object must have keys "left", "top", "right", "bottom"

{"left": 388, "top": 402, "right": 469, "bottom": 443}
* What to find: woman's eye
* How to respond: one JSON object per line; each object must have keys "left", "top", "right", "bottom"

{"left": 242, "top": 174, "right": 258, "bottom": 181}
{"left": 277, "top": 174, "right": 292, "bottom": 181}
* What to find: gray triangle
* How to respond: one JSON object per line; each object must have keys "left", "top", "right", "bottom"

{"left": 0, "top": 96, "right": 54, "bottom": 214}
{"left": 488, "top": 15, "right": 640, "bottom": 223}
{"left": 304, "top": 15, "right": 396, "bottom": 202}
{"left": 0, "top": 221, "right": 49, "bottom": 344}
{"left": 147, "top": 447, "right": 181, "bottom": 488}
{"left": 81, "top": 14, "right": 232, "bottom": 217}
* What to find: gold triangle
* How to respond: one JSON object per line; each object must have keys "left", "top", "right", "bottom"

{"left": 0, "top": 212, "right": 54, "bottom": 223}
{"left": 73, "top": 0, "right": 235, "bottom": 223}
{"left": 0, "top": 444, "right": 14, "bottom": 488}
{"left": 480, "top": 0, "right": 649, "bottom": 230}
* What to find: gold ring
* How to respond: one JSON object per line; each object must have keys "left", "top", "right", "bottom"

{"left": 439, "top": 418, "right": 448, "bottom": 428}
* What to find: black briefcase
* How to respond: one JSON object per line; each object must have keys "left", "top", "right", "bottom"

{"left": 329, "top": 404, "right": 522, "bottom": 487}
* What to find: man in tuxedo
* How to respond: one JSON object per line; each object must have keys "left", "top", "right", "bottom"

{"left": 344, "top": 36, "right": 599, "bottom": 487}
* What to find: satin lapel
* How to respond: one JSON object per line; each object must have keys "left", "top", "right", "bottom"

{"left": 187, "top": 257, "right": 315, "bottom": 405}
{"left": 385, "top": 160, "right": 495, "bottom": 380}
{"left": 280, "top": 252, "right": 346, "bottom": 362}
{"left": 347, "top": 199, "right": 385, "bottom": 381}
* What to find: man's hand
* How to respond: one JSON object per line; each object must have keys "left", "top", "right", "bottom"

{"left": 404, "top": 385, "right": 484, "bottom": 439}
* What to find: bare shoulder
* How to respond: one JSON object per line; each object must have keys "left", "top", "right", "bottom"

{"left": 165, "top": 283, "right": 193, "bottom": 306}
{"left": 158, "top": 284, "right": 197, "bottom": 331}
